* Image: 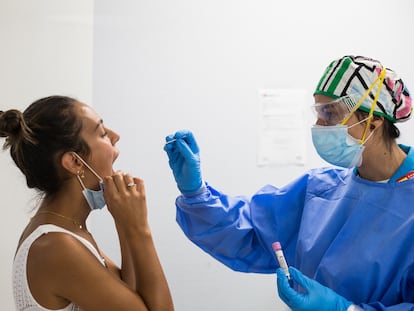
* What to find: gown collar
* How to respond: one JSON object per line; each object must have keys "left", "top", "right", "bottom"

{"left": 353, "top": 144, "right": 414, "bottom": 183}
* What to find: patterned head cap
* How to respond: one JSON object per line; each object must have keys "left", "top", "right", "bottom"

{"left": 314, "top": 55, "right": 412, "bottom": 123}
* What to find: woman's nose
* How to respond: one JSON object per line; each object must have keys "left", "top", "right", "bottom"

{"left": 108, "top": 129, "right": 120, "bottom": 145}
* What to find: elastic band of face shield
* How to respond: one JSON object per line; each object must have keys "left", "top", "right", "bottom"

{"left": 312, "top": 95, "right": 359, "bottom": 126}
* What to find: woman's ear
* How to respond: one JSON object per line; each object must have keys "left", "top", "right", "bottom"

{"left": 61, "top": 152, "right": 82, "bottom": 175}
{"left": 370, "top": 115, "right": 384, "bottom": 131}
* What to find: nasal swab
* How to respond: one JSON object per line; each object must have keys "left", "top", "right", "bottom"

{"left": 165, "top": 139, "right": 177, "bottom": 145}
{"left": 165, "top": 135, "right": 187, "bottom": 145}
{"left": 272, "top": 241, "right": 291, "bottom": 280}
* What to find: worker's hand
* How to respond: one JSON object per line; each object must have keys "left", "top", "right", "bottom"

{"left": 164, "top": 130, "right": 203, "bottom": 195}
{"left": 276, "top": 267, "right": 353, "bottom": 311}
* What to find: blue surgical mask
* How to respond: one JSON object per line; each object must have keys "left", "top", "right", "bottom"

{"left": 311, "top": 125, "right": 364, "bottom": 168}
{"left": 73, "top": 153, "right": 107, "bottom": 210}
{"left": 81, "top": 181, "right": 106, "bottom": 210}
{"left": 311, "top": 118, "right": 374, "bottom": 168}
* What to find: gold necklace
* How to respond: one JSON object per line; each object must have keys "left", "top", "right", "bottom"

{"left": 34, "top": 210, "right": 106, "bottom": 266}
{"left": 36, "top": 210, "right": 86, "bottom": 230}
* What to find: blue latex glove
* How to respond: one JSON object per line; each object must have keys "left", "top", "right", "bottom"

{"left": 164, "top": 130, "right": 203, "bottom": 195}
{"left": 276, "top": 267, "right": 353, "bottom": 311}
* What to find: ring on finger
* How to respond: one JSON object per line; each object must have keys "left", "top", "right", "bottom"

{"left": 127, "top": 182, "right": 136, "bottom": 188}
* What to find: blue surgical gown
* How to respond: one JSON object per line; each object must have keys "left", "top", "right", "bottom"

{"left": 175, "top": 145, "right": 414, "bottom": 310}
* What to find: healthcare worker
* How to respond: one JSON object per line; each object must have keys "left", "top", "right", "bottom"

{"left": 164, "top": 55, "right": 414, "bottom": 310}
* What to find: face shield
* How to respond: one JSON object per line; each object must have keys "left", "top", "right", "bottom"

{"left": 311, "top": 95, "right": 359, "bottom": 126}
{"left": 312, "top": 66, "right": 387, "bottom": 141}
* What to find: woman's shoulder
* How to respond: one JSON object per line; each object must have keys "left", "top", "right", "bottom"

{"left": 18, "top": 224, "right": 83, "bottom": 251}
{"left": 21, "top": 225, "right": 108, "bottom": 310}
{"left": 287, "top": 166, "right": 351, "bottom": 188}
{"left": 307, "top": 166, "right": 351, "bottom": 177}
{"left": 252, "top": 167, "right": 351, "bottom": 198}
{"left": 28, "top": 225, "right": 98, "bottom": 267}
{"left": 20, "top": 224, "right": 105, "bottom": 272}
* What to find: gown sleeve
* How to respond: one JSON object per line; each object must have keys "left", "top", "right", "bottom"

{"left": 174, "top": 172, "right": 311, "bottom": 273}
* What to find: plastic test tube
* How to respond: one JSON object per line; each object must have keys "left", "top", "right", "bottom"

{"left": 272, "top": 241, "right": 291, "bottom": 280}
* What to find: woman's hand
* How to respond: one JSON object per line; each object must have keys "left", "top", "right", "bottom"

{"left": 102, "top": 172, "right": 174, "bottom": 310}
{"left": 103, "top": 172, "right": 148, "bottom": 233}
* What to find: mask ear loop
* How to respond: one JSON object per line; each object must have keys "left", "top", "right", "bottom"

{"left": 72, "top": 152, "right": 104, "bottom": 182}
{"left": 76, "top": 170, "right": 87, "bottom": 190}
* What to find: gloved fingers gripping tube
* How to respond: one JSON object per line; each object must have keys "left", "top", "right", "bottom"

{"left": 181, "top": 132, "right": 200, "bottom": 153}
{"left": 175, "top": 139, "right": 197, "bottom": 161}
{"left": 276, "top": 267, "right": 353, "bottom": 311}
{"left": 289, "top": 267, "right": 313, "bottom": 292}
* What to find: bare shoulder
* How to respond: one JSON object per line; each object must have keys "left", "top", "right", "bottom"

{"left": 22, "top": 232, "right": 87, "bottom": 308}
{"left": 27, "top": 231, "right": 147, "bottom": 310}
{"left": 27, "top": 232, "right": 102, "bottom": 304}
{"left": 28, "top": 231, "right": 98, "bottom": 268}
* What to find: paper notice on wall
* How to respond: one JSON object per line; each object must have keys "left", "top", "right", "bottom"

{"left": 257, "top": 89, "right": 307, "bottom": 166}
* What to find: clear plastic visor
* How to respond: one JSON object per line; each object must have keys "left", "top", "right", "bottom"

{"left": 312, "top": 95, "right": 359, "bottom": 126}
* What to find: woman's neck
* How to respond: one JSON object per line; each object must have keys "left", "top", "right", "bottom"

{"left": 357, "top": 142, "right": 406, "bottom": 181}
{"left": 39, "top": 187, "right": 90, "bottom": 224}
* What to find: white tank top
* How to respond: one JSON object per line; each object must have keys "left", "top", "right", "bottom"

{"left": 13, "top": 224, "right": 106, "bottom": 311}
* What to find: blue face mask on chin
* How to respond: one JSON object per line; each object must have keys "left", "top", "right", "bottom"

{"left": 82, "top": 180, "right": 106, "bottom": 210}
{"left": 74, "top": 153, "right": 107, "bottom": 211}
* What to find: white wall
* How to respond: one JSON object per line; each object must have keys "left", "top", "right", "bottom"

{"left": 0, "top": 1, "right": 94, "bottom": 310}
{"left": 2, "top": 0, "right": 414, "bottom": 310}
{"left": 92, "top": 1, "right": 414, "bottom": 311}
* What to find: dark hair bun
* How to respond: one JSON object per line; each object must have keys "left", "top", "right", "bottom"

{"left": 0, "top": 109, "right": 24, "bottom": 137}
{"left": 0, "top": 109, "right": 36, "bottom": 149}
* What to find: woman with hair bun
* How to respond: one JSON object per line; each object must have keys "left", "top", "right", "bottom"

{"left": 1, "top": 96, "right": 174, "bottom": 311}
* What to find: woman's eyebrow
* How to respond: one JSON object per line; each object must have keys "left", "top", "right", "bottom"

{"left": 94, "top": 119, "right": 103, "bottom": 132}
